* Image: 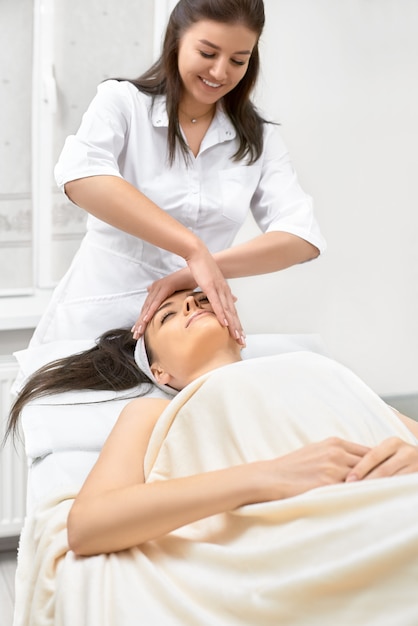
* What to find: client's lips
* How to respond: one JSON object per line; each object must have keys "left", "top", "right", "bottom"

{"left": 186, "top": 311, "right": 212, "bottom": 328}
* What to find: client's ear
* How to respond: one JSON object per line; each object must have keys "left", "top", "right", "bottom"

{"left": 150, "top": 363, "right": 172, "bottom": 387}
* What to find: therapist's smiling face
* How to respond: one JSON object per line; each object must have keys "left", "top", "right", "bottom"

{"left": 145, "top": 290, "right": 241, "bottom": 390}
{"left": 177, "top": 20, "right": 257, "bottom": 110}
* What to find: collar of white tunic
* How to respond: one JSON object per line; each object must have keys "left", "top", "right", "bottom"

{"left": 150, "top": 96, "right": 237, "bottom": 144}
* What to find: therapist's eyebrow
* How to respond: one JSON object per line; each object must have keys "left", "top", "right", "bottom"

{"left": 198, "top": 39, "right": 252, "bottom": 55}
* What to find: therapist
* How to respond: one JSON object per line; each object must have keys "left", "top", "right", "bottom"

{"left": 30, "top": 0, "right": 326, "bottom": 348}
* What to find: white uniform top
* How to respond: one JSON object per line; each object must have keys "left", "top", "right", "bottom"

{"left": 33, "top": 80, "right": 326, "bottom": 344}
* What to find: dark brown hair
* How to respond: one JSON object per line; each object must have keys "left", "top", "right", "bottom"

{"left": 119, "top": 0, "right": 267, "bottom": 164}
{"left": 5, "top": 329, "right": 152, "bottom": 443}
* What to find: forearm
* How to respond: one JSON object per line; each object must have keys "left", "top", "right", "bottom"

{"left": 162, "top": 231, "right": 320, "bottom": 290}
{"left": 68, "top": 437, "right": 368, "bottom": 556}
{"left": 68, "top": 462, "right": 263, "bottom": 556}
{"left": 65, "top": 175, "right": 203, "bottom": 260}
{"left": 213, "top": 231, "right": 320, "bottom": 279}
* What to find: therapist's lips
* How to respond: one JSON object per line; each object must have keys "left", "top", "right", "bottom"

{"left": 186, "top": 311, "right": 213, "bottom": 328}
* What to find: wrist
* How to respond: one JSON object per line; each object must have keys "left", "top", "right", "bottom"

{"left": 182, "top": 236, "right": 208, "bottom": 262}
{"left": 236, "top": 461, "right": 279, "bottom": 506}
{"left": 171, "top": 267, "right": 197, "bottom": 291}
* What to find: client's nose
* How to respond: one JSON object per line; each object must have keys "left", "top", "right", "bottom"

{"left": 183, "top": 294, "right": 199, "bottom": 314}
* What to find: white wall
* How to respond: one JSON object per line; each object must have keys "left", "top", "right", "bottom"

{"left": 230, "top": 0, "right": 418, "bottom": 396}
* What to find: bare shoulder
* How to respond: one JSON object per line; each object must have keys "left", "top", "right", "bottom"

{"left": 97, "top": 396, "right": 171, "bottom": 463}
{"left": 123, "top": 396, "right": 171, "bottom": 411}
{"left": 119, "top": 396, "right": 171, "bottom": 422}
{"left": 113, "top": 396, "right": 171, "bottom": 442}
{"left": 77, "top": 396, "right": 172, "bottom": 496}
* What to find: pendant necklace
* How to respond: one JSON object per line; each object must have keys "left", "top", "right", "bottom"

{"left": 180, "top": 107, "right": 215, "bottom": 124}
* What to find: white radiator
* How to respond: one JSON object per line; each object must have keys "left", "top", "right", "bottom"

{"left": 0, "top": 357, "right": 27, "bottom": 538}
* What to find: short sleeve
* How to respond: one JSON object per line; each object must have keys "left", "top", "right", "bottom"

{"left": 250, "top": 123, "right": 326, "bottom": 253}
{"left": 54, "top": 80, "right": 137, "bottom": 191}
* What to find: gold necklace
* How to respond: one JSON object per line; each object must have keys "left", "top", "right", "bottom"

{"left": 179, "top": 107, "right": 215, "bottom": 124}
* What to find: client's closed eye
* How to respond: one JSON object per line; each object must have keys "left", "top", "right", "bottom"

{"left": 196, "top": 295, "right": 214, "bottom": 311}
{"left": 160, "top": 310, "right": 176, "bottom": 324}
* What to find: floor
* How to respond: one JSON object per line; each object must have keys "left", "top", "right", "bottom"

{"left": 0, "top": 548, "right": 17, "bottom": 626}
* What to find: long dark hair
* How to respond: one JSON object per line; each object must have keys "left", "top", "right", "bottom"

{"left": 5, "top": 329, "right": 152, "bottom": 443}
{"left": 120, "top": 0, "right": 266, "bottom": 164}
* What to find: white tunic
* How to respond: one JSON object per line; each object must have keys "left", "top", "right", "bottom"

{"left": 33, "top": 80, "right": 326, "bottom": 344}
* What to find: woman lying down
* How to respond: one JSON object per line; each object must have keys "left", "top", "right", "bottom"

{"left": 9, "top": 290, "right": 418, "bottom": 626}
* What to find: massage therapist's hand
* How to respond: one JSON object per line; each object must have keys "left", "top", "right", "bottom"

{"left": 132, "top": 268, "right": 197, "bottom": 338}
{"left": 346, "top": 437, "right": 418, "bottom": 482}
{"left": 132, "top": 249, "right": 245, "bottom": 345}
{"left": 255, "top": 438, "right": 371, "bottom": 501}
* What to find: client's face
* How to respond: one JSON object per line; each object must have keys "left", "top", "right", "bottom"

{"left": 145, "top": 290, "right": 241, "bottom": 389}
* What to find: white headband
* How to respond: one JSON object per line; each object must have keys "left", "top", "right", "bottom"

{"left": 134, "top": 335, "right": 178, "bottom": 397}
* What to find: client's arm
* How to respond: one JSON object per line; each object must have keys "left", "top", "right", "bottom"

{"left": 67, "top": 397, "right": 370, "bottom": 556}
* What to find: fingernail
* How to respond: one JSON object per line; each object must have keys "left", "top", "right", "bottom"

{"left": 224, "top": 318, "right": 229, "bottom": 327}
{"left": 346, "top": 474, "right": 358, "bottom": 483}
{"left": 143, "top": 315, "right": 149, "bottom": 323}
{"left": 241, "top": 335, "right": 246, "bottom": 346}
{"left": 235, "top": 329, "right": 240, "bottom": 339}
{"left": 138, "top": 324, "right": 143, "bottom": 334}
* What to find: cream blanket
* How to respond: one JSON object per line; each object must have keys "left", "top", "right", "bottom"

{"left": 14, "top": 353, "right": 418, "bottom": 625}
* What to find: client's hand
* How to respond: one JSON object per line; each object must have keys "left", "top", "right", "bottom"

{"left": 259, "top": 438, "right": 370, "bottom": 501}
{"left": 345, "top": 437, "right": 418, "bottom": 482}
